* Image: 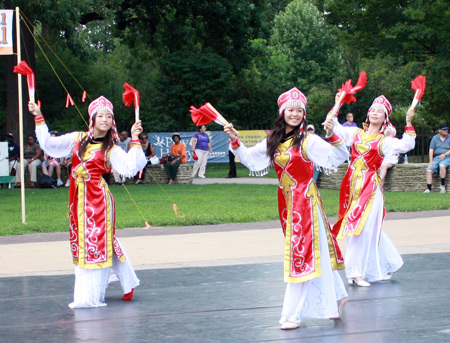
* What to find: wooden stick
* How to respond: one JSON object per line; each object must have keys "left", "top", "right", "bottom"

{"left": 134, "top": 92, "right": 139, "bottom": 122}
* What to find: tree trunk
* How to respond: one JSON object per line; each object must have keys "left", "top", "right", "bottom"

{"left": 5, "top": 9, "right": 35, "bottom": 144}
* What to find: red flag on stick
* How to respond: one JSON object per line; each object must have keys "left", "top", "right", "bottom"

{"left": 13, "top": 61, "right": 36, "bottom": 103}
{"left": 411, "top": 75, "right": 426, "bottom": 108}
{"left": 190, "top": 102, "right": 238, "bottom": 134}
{"left": 328, "top": 71, "right": 367, "bottom": 118}
{"left": 65, "top": 93, "right": 74, "bottom": 108}
{"left": 122, "top": 83, "right": 140, "bottom": 122}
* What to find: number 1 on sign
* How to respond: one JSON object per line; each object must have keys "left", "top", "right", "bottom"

{"left": 1, "top": 13, "right": 7, "bottom": 44}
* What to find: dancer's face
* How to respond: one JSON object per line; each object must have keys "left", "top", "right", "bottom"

{"left": 367, "top": 105, "right": 386, "bottom": 126}
{"left": 94, "top": 110, "right": 113, "bottom": 137}
{"left": 284, "top": 106, "right": 304, "bottom": 132}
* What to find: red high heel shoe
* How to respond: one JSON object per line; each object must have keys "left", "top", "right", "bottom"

{"left": 122, "top": 288, "right": 135, "bottom": 301}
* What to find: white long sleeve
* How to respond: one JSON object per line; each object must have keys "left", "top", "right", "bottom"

{"left": 332, "top": 117, "right": 416, "bottom": 156}
{"left": 109, "top": 145, "right": 147, "bottom": 177}
{"left": 230, "top": 138, "right": 271, "bottom": 172}
{"left": 230, "top": 133, "right": 348, "bottom": 172}
{"left": 332, "top": 118, "right": 359, "bottom": 147}
{"left": 35, "top": 123, "right": 77, "bottom": 158}
{"left": 380, "top": 133, "right": 416, "bottom": 157}
{"left": 304, "top": 133, "right": 349, "bottom": 169}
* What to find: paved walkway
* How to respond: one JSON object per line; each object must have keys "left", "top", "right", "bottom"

{"left": 0, "top": 209, "right": 449, "bottom": 278}
{"left": 192, "top": 177, "right": 279, "bottom": 185}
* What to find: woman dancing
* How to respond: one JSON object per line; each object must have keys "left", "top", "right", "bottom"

{"left": 331, "top": 94, "right": 416, "bottom": 287}
{"left": 29, "top": 96, "right": 147, "bottom": 308}
{"left": 224, "top": 87, "right": 349, "bottom": 330}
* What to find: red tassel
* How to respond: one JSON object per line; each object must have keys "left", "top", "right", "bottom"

{"left": 82, "top": 90, "right": 87, "bottom": 102}
{"left": 411, "top": 75, "right": 426, "bottom": 101}
{"left": 353, "top": 71, "right": 367, "bottom": 92}
{"left": 65, "top": 93, "right": 74, "bottom": 108}
{"left": 122, "top": 83, "right": 140, "bottom": 109}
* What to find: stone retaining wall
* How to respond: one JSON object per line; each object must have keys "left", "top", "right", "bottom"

{"left": 135, "top": 164, "right": 193, "bottom": 185}
{"left": 18, "top": 163, "right": 193, "bottom": 187}
{"left": 316, "top": 163, "right": 450, "bottom": 193}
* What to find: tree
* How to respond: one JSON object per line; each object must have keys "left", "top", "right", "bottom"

{"left": 0, "top": 0, "right": 123, "bottom": 137}
{"left": 320, "top": 0, "right": 450, "bottom": 123}
{"left": 268, "top": 0, "right": 344, "bottom": 123}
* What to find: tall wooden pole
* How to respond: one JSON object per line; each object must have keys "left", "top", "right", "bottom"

{"left": 16, "top": 6, "right": 26, "bottom": 224}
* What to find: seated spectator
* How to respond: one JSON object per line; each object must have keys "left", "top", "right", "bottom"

{"left": 60, "top": 154, "right": 72, "bottom": 187}
{"left": 379, "top": 125, "right": 399, "bottom": 189}
{"left": 342, "top": 112, "right": 357, "bottom": 127}
{"left": 41, "top": 152, "right": 63, "bottom": 187}
{"left": 164, "top": 132, "right": 186, "bottom": 184}
{"left": 14, "top": 135, "right": 42, "bottom": 188}
{"left": 135, "top": 133, "right": 156, "bottom": 184}
{"left": 6, "top": 132, "right": 19, "bottom": 176}
{"left": 424, "top": 123, "right": 450, "bottom": 193}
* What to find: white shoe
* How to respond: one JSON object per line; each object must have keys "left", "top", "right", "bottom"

{"left": 280, "top": 321, "right": 301, "bottom": 330}
{"left": 423, "top": 189, "right": 430, "bottom": 193}
{"left": 65, "top": 179, "right": 70, "bottom": 187}
{"left": 348, "top": 278, "right": 371, "bottom": 287}
{"left": 440, "top": 185, "right": 446, "bottom": 193}
{"left": 56, "top": 179, "right": 64, "bottom": 187}
{"left": 199, "top": 175, "right": 206, "bottom": 179}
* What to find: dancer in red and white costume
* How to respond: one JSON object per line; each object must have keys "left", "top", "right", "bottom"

{"left": 331, "top": 94, "right": 416, "bottom": 287}
{"left": 29, "top": 96, "right": 147, "bottom": 308}
{"left": 224, "top": 88, "right": 349, "bottom": 330}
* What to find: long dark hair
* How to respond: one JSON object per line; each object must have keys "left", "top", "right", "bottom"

{"left": 266, "top": 112, "right": 308, "bottom": 162}
{"left": 78, "top": 114, "right": 116, "bottom": 161}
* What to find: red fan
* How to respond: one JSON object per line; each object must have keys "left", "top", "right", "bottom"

{"left": 190, "top": 102, "right": 238, "bottom": 134}
{"left": 122, "top": 82, "right": 141, "bottom": 121}
{"left": 411, "top": 75, "right": 426, "bottom": 108}
{"left": 329, "top": 71, "right": 367, "bottom": 118}
{"left": 13, "top": 61, "right": 36, "bottom": 102}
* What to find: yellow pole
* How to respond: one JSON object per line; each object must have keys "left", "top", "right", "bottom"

{"left": 15, "top": 6, "right": 26, "bottom": 224}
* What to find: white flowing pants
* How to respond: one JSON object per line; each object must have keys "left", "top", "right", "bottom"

{"left": 279, "top": 205, "right": 348, "bottom": 324}
{"left": 345, "top": 188, "right": 403, "bottom": 282}
{"left": 69, "top": 239, "right": 140, "bottom": 308}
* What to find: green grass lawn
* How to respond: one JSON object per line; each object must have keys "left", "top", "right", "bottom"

{"left": 0, "top": 183, "right": 449, "bottom": 236}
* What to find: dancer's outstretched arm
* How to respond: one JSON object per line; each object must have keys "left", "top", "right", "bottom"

{"left": 29, "top": 101, "right": 77, "bottom": 158}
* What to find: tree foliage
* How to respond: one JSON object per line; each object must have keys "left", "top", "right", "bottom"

{"left": 320, "top": 0, "right": 450, "bottom": 126}
{"left": 1, "top": 0, "right": 448, "bottom": 139}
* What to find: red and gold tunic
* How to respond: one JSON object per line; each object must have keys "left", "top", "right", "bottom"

{"left": 231, "top": 132, "right": 348, "bottom": 283}
{"left": 275, "top": 136, "right": 344, "bottom": 283}
{"left": 332, "top": 125, "right": 416, "bottom": 239}
{"left": 333, "top": 130, "right": 386, "bottom": 239}
{"left": 35, "top": 120, "right": 147, "bottom": 270}
{"left": 69, "top": 133, "right": 125, "bottom": 269}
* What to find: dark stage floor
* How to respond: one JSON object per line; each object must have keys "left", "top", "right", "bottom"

{"left": 1, "top": 253, "right": 449, "bottom": 343}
